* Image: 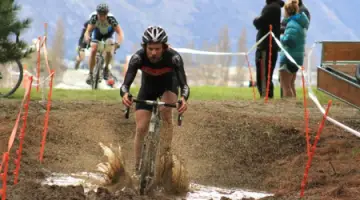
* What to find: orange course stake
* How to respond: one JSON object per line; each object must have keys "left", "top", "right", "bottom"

{"left": 0, "top": 152, "right": 9, "bottom": 200}
{"left": 301, "top": 68, "right": 311, "bottom": 157}
{"left": 39, "top": 70, "right": 55, "bottom": 163}
{"left": 13, "top": 76, "right": 33, "bottom": 184}
{"left": 265, "top": 25, "right": 272, "bottom": 103}
{"left": 36, "top": 36, "right": 41, "bottom": 92}
{"left": 300, "top": 100, "right": 332, "bottom": 198}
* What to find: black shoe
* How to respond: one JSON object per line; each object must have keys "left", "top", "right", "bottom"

{"left": 103, "top": 68, "right": 109, "bottom": 80}
{"left": 74, "top": 60, "right": 80, "bottom": 70}
{"left": 86, "top": 73, "right": 93, "bottom": 85}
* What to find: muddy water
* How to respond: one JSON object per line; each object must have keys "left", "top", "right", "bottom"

{"left": 42, "top": 172, "right": 273, "bottom": 199}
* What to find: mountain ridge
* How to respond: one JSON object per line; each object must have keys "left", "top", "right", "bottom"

{"left": 16, "top": 0, "right": 359, "bottom": 63}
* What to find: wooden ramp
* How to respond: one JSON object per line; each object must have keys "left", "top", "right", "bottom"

{"left": 317, "top": 41, "right": 360, "bottom": 109}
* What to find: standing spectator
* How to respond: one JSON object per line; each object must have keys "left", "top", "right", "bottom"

{"left": 253, "top": 0, "right": 285, "bottom": 99}
{"left": 278, "top": 0, "right": 309, "bottom": 97}
{"left": 281, "top": 0, "right": 311, "bottom": 34}
{"left": 279, "top": 0, "right": 310, "bottom": 98}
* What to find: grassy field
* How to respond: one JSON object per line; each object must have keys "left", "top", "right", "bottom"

{"left": 1, "top": 86, "right": 334, "bottom": 104}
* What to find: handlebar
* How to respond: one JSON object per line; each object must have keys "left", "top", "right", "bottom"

{"left": 84, "top": 40, "right": 120, "bottom": 54}
{"left": 124, "top": 94, "right": 183, "bottom": 126}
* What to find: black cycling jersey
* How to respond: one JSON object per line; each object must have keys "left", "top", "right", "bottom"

{"left": 78, "top": 21, "right": 89, "bottom": 46}
{"left": 120, "top": 48, "right": 190, "bottom": 100}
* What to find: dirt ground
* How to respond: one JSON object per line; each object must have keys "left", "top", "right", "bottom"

{"left": 0, "top": 98, "right": 359, "bottom": 200}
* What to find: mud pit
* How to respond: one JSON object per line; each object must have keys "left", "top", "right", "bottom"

{"left": 0, "top": 99, "right": 360, "bottom": 199}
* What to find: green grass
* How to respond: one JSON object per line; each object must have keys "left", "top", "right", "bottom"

{"left": 0, "top": 86, "right": 335, "bottom": 104}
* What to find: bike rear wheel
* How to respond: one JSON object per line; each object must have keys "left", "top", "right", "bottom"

{"left": 0, "top": 60, "right": 23, "bottom": 98}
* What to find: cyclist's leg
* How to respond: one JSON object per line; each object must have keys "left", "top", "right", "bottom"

{"left": 86, "top": 28, "right": 100, "bottom": 84}
{"left": 159, "top": 75, "right": 179, "bottom": 155}
{"left": 159, "top": 89, "right": 178, "bottom": 155}
{"left": 156, "top": 83, "right": 179, "bottom": 186}
{"left": 134, "top": 87, "right": 157, "bottom": 171}
{"left": 103, "top": 28, "right": 115, "bottom": 80}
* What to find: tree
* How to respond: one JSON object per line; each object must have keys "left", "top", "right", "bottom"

{"left": 218, "top": 26, "right": 232, "bottom": 86}
{"left": 50, "top": 18, "right": 67, "bottom": 84}
{"left": 237, "top": 28, "right": 248, "bottom": 84}
{"left": 0, "top": 0, "right": 31, "bottom": 63}
{"left": 237, "top": 28, "right": 247, "bottom": 67}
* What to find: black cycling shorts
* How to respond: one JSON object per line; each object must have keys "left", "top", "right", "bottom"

{"left": 135, "top": 79, "right": 179, "bottom": 111}
{"left": 79, "top": 41, "right": 88, "bottom": 50}
{"left": 91, "top": 27, "right": 114, "bottom": 42}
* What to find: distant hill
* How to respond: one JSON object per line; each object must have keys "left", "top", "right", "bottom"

{"left": 16, "top": 0, "right": 359, "bottom": 66}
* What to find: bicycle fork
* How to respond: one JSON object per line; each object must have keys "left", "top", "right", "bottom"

{"left": 139, "top": 107, "right": 161, "bottom": 194}
{"left": 94, "top": 54, "right": 104, "bottom": 83}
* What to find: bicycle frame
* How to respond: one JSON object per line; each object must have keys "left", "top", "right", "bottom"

{"left": 91, "top": 40, "right": 117, "bottom": 90}
{"left": 124, "top": 96, "right": 183, "bottom": 195}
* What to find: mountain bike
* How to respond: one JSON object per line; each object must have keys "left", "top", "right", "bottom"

{"left": 0, "top": 33, "right": 33, "bottom": 98}
{"left": 124, "top": 94, "right": 183, "bottom": 195}
{"left": 91, "top": 40, "right": 119, "bottom": 90}
{"left": 0, "top": 60, "right": 24, "bottom": 98}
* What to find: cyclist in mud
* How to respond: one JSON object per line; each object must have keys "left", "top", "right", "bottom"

{"left": 120, "top": 26, "right": 190, "bottom": 175}
{"left": 83, "top": 3, "right": 124, "bottom": 85}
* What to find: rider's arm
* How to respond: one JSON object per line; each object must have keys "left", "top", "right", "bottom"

{"left": 78, "top": 26, "right": 87, "bottom": 46}
{"left": 85, "top": 15, "right": 97, "bottom": 38}
{"left": 172, "top": 54, "right": 190, "bottom": 101}
{"left": 84, "top": 24, "right": 95, "bottom": 38}
{"left": 114, "top": 25, "right": 124, "bottom": 44}
{"left": 120, "top": 54, "right": 141, "bottom": 97}
{"left": 108, "top": 16, "right": 124, "bottom": 44}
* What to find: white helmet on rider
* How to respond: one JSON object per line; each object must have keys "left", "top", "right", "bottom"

{"left": 142, "top": 26, "right": 168, "bottom": 45}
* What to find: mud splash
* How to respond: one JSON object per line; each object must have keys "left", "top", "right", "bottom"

{"left": 42, "top": 172, "right": 273, "bottom": 199}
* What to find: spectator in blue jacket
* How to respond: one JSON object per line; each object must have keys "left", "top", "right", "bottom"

{"left": 280, "top": 0, "right": 310, "bottom": 34}
{"left": 279, "top": 0, "right": 309, "bottom": 98}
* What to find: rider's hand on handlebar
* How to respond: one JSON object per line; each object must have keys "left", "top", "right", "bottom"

{"left": 115, "top": 42, "right": 120, "bottom": 49}
{"left": 177, "top": 96, "right": 188, "bottom": 114}
{"left": 122, "top": 93, "right": 133, "bottom": 107}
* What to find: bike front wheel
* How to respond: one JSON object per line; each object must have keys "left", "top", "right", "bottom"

{"left": 92, "top": 55, "right": 103, "bottom": 90}
{"left": 0, "top": 59, "right": 24, "bottom": 98}
{"left": 139, "top": 133, "right": 159, "bottom": 195}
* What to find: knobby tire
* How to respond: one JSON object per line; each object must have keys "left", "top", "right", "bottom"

{"left": 0, "top": 60, "right": 23, "bottom": 98}
{"left": 139, "top": 121, "right": 160, "bottom": 195}
{"left": 92, "top": 55, "right": 102, "bottom": 90}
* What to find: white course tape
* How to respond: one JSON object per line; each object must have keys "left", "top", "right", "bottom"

{"left": 271, "top": 32, "right": 360, "bottom": 137}
{"left": 247, "top": 32, "right": 270, "bottom": 55}
{"left": 173, "top": 31, "right": 270, "bottom": 56}
{"left": 174, "top": 48, "right": 246, "bottom": 56}
{"left": 24, "top": 70, "right": 54, "bottom": 87}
